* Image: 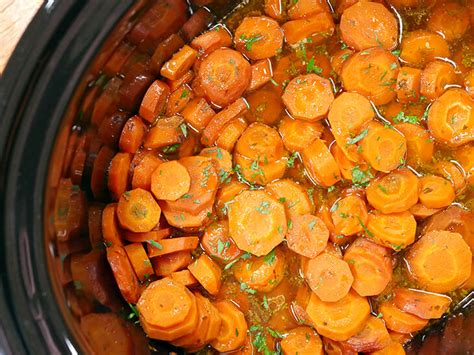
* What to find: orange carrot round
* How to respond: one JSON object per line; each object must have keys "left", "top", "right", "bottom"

{"left": 396, "top": 67, "right": 422, "bottom": 103}
{"left": 427, "top": 1, "right": 470, "bottom": 42}
{"left": 302, "top": 138, "right": 342, "bottom": 187}
{"left": 188, "top": 254, "right": 222, "bottom": 295}
{"left": 116, "top": 188, "right": 161, "bottom": 233}
{"left": 419, "top": 175, "right": 455, "bottom": 208}
{"left": 279, "top": 116, "right": 323, "bottom": 152}
{"left": 286, "top": 214, "right": 329, "bottom": 258}
{"left": 394, "top": 123, "right": 434, "bottom": 167}
{"left": 106, "top": 246, "right": 141, "bottom": 304}
{"left": 266, "top": 179, "right": 313, "bottom": 218}
{"left": 343, "top": 316, "right": 391, "bottom": 353}
{"left": 331, "top": 195, "right": 368, "bottom": 237}
{"left": 151, "top": 160, "right": 191, "bottom": 201}
{"left": 400, "top": 30, "right": 450, "bottom": 68}
{"left": 280, "top": 326, "right": 324, "bottom": 355}
{"left": 393, "top": 288, "right": 452, "bottom": 319}
{"left": 201, "top": 220, "right": 242, "bottom": 263}
{"left": 379, "top": 302, "right": 428, "bottom": 334}
{"left": 367, "top": 210, "right": 417, "bottom": 250}
{"left": 210, "top": 300, "right": 248, "bottom": 352}
{"left": 420, "top": 60, "right": 457, "bottom": 100}
{"left": 245, "top": 89, "right": 284, "bottom": 126}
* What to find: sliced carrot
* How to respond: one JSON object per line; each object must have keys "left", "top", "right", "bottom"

{"left": 102, "top": 203, "right": 123, "bottom": 247}
{"left": 394, "top": 123, "right": 434, "bottom": 167}
{"left": 160, "top": 45, "right": 198, "bottom": 80}
{"left": 139, "top": 80, "right": 170, "bottom": 123}
{"left": 405, "top": 230, "right": 472, "bottom": 293}
{"left": 123, "top": 227, "right": 172, "bottom": 243}
{"left": 303, "top": 252, "right": 354, "bottom": 302}
{"left": 91, "top": 77, "right": 122, "bottom": 126}
{"left": 202, "top": 220, "right": 242, "bottom": 263}
{"left": 344, "top": 237, "right": 393, "bottom": 296}
{"left": 282, "top": 74, "right": 334, "bottom": 121}
{"left": 228, "top": 189, "right": 286, "bottom": 256}
{"left": 453, "top": 143, "right": 474, "bottom": 185}
{"left": 305, "top": 290, "right": 371, "bottom": 341}
{"left": 91, "top": 145, "right": 115, "bottom": 201}
{"left": 393, "top": 288, "right": 451, "bottom": 320}
{"left": 137, "top": 279, "right": 199, "bottom": 341}
{"left": 434, "top": 160, "right": 466, "bottom": 194}
{"left": 131, "top": 152, "right": 163, "bottom": 190}
{"left": 322, "top": 337, "right": 356, "bottom": 355}
{"left": 419, "top": 175, "right": 455, "bottom": 208}
{"left": 210, "top": 300, "right": 248, "bottom": 352}
{"left": 178, "top": 129, "right": 200, "bottom": 158}
{"left": 331, "top": 195, "right": 368, "bottom": 237}
{"left": 279, "top": 116, "right": 323, "bottom": 152}
{"left": 331, "top": 48, "right": 355, "bottom": 76}
{"left": 264, "top": 0, "right": 284, "bottom": 20}
{"left": 106, "top": 246, "right": 141, "bottom": 304}
{"left": 287, "top": 0, "right": 329, "bottom": 19}
{"left": 370, "top": 340, "right": 406, "bottom": 355}
{"left": 200, "top": 147, "right": 233, "bottom": 177}
{"left": 282, "top": 12, "right": 335, "bottom": 46}
{"left": 343, "top": 316, "right": 391, "bottom": 353}
{"left": 302, "top": 138, "right": 341, "bottom": 187}
{"left": 341, "top": 47, "right": 399, "bottom": 105}
{"left": 198, "top": 48, "right": 251, "bottom": 107}
{"left": 396, "top": 67, "right": 422, "bottom": 103}
{"left": 119, "top": 115, "right": 147, "bottom": 154}
{"left": 400, "top": 30, "right": 450, "bottom": 68}
{"left": 87, "top": 203, "right": 103, "bottom": 248}
{"left": 216, "top": 117, "right": 249, "bottom": 152}
{"left": 234, "top": 16, "right": 283, "bottom": 60}
{"left": 366, "top": 168, "right": 420, "bottom": 214}
{"left": 201, "top": 97, "right": 249, "bottom": 146}
{"left": 247, "top": 59, "right": 272, "bottom": 92}
{"left": 152, "top": 250, "right": 193, "bottom": 276}
{"left": 108, "top": 152, "right": 131, "bottom": 201}
{"left": 166, "top": 84, "right": 193, "bottom": 115}
{"left": 199, "top": 293, "right": 222, "bottom": 344}
{"left": 215, "top": 178, "right": 249, "bottom": 218}
{"left": 180, "top": 6, "right": 214, "bottom": 42}
{"left": 235, "top": 153, "right": 289, "bottom": 186}
{"left": 328, "top": 92, "right": 374, "bottom": 163}
{"left": 266, "top": 179, "right": 313, "bottom": 218}
{"left": 148, "top": 236, "right": 199, "bottom": 258}
{"left": 116, "top": 188, "right": 161, "bottom": 233}
{"left": 409, "top": 203, "right": 440, "bottom": 219}
{"left": 245, "top": 89, "right": 283, "bottom": 126}
{"left": 367, "top": 210, "right": 417, "bottom": 251}
{"left": 420, "top": 60, "right": 457, "bottom": 100}
{"left": 150, "top": 160, "right": 191, "bottom": 201}
{"left": 144, "top": 115, "right": 185, "bottom": 149}
{"left": 190, "top": 25, "right": 232, "bottom": 55}
{"left": 181, "top": 97, "right": 216, "bottom": 132}
{"left": 331, "top": 144, "right": 367, "bottom": 181}
{"left": 167, "top": 70, "right": 194, "bottom": 92}
{"left": 124, "top": 243, "right": 154, "bottom": 282}
{"left": 160, "top": 201, "right": 212, "bottom": 229}
{"left": 187, "top": 254, "right": 222, "bottom": 295}
{"left": 379, "top": 302, "right": 428, "bottom": 334}
{"left": 427, "top": 1, "right": 470, "bottom": 42}
{"left": 151, "top": 33, "right": 186, "bottom": 73}
{"left": 427, "top": 88, "right": 474, "bottom": 147}
{"left": 281, "top": 326, "right": 324, "bottom": 355}
{"left": 234, "top": 248, "right": 285, "bottom": 293}
{"left": 340, "top": 2, "right": 398, "bottom": 51}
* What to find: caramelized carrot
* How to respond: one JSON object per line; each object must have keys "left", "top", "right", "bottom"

{"left": 150, "top": 160, "right": 191, "bottom": 201}
{"left": 190, "top": 25, "right": 232, "bottom": 55}
{"left": 393, "top": 288, "right": 452, "bottom": 319}
{"left": 102, "top": 203, "right": 123, "bottom": 247}
{"left": 266, "top": 179, "right": 313, "bottom": 217}
{"left": 340, "top": 2, "right": 398, "bottom": 51}
{"left": 108, "top": 152, "right": 131, "bottom": 201}
{"left": 188, "top": 254, "right": 222, "bottom": 295}
{"left": 287, "top": 0, "right": 329, "bottom": 19}
{"left": 409, "top": 203, "right": 440, "bottom": 219}
{"left": 123, "top": 228, "right": 171, "bottom": 243}
{"left": 281, "top": 326, "right": 324, "bottom": 355}
{"left": 107, "top": 246, "right": 141, "bottom": 304}
{"left": 370, "top": 340, "right": 406, "bottom": 355}
{"left": 420, "top": 60, "right": 457, "bottom": 100}
{"left": 202, "top": 220, "right": 242, "bottom": 263}
{"left": 367, "top": 210, "right": 417, "bottom": 251}
{"left": 331, "top": 195, "right": 368, "bottom": 237}
{"left": 131, "top": 152, "right": 163, "bottom": 190}
{"left": 282, "top": 12, "right": 335, "bottom": 45}
{"left": 91, "top": 145, "right": 115, "bottom": 201}
{"left": 396, "top": 67, "right": 422, "bottom": 103}
{"left": 405, "top": 230, "right": 472, "bottom": 292}
{"left": 166, "top": 84, "right": 193, "bottom": 115}
{"left": 366, "top": 169, "right": 420, "bottom": 213}
{"left": 216, "top": 117, "right": 248, "bottom": 152}
{"left": 303, "top": 252, "right": 354, "bottom": 302}
{"left": 245, "top": 89, "right": 283, "bottom": 126}
{"left": 282, "top": 74, "right": 334, "bottom": 121}
{"left": 144, "top": 115, "right": 185, "bottom": 149}
{"left": 160, "top": 201, "right": 212, "bottom": 229}
{"left": 343, "top": 316, "right": 391, "bottom": 353}
{"left": 247, "top": 59, "right": 272, "bottom": 92}
{"left": 379, "top": 302, "right": 428, "bottom": 334}
{"left": 200, "top": 147, "right": 233, "bottom": 177}
{"left": 427, "top": 1, "right": 470, "bottom": 42}
{"left": 180, "top": 7, "right": 214, "bottom": 43}
{"left": 116, "top": 188, "right": 161, "bottom": 233}
{"left": 419, "top": 175, "right": 455, "bottom": 208}
{"left": 394, "top": 123, "right": 434, "bottom": 167}
{"left": 152, "top": 250, "right": 193, "bottom": 276}
{"left": 160, "top": 45, "right": 198, "bottom": 80}
{"left": 148, "top": 236, "right": 199, "bottom": 258}
{"left": 344, "top": 237, "right": 393, "bottom": 296}
{"left": 181, "top": 97, "right": 216, "bottom": 132}
{"left": 124, "top": 243, "right": 154, "bottom": 282}
{"left": 228, "top": 190, "right": 287, "bottom": 256}
{"left": 151, "top": 33, "right": 186, "bottom": 73}
{"left": 302, "top": 138, "right": 342, "bottom": 187}
{"left": 139, "top": 80, "right": 170, "bottom": 122}
{"left": 305, "top": 290, "right": 371, "bottom": 341}
{"left": 91, "top": 77, "right": 122, "bottom": 126}
{"left": 210, "top": 300, "right": 248, "bottom": 352}
{"left": 234, "top": 16, "right": 283, "bottom": 60}
{"left": 198, "top": 48, "right": 251, "bottom": 107}
{"left": 87, "top": 203, "right": 103, "bottom": 248}
{"left": 119, "top": 115, "right": 147, "bottom": 154}
{"left": 400, "top": 30, "right": 450, "bottom": 68}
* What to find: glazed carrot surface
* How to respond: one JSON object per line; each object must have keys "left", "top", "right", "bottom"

{"left": 55, "top": 0, "right": 474, "bottom": 353}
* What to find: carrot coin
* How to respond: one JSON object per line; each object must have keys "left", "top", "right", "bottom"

{"left": 419, "top": 175, "right": 455, "bottom": 209}
{"left": 278, "top": 116, "right": 323, "bottom": 152}
{"left": 393, "top": 288, "right": 452, "bottom": 319}
{"left": 331, "top": 195, "right": 368, "bottom": 237}
{"left": 367, "top": 210, "right": 417, "bottom": 251}
{"left": 188, "top": 254, "right": 222, "bottom": 295}
{"left": 210, "top": 300, "right": 248, "bottom": 352}
{"left": 427, "top": 1, "right": 470, "bottom": 42}
{"left": 343, "top": 316, "right": 391, "bottom": 353}
{"left": 266, "top": 179, "right": 313, "bottom": 218}
{"left": 201, "top": 220, "right": 242, "bottom": 263}
{"left": 302, "top": 138, "right": 342, "bottom": 187}
{"left": 151, "top": 160, "right": 191, "bottom": 201}
{"left": 420, "top": 60, "right": 457, "bottom": 100}
{"left": 379, "top": 302, "right": 428, "bottom": 334}
{"left": 116, "top": 188, "right": 161, "bottom": 233}
{"left": 286, "top": 214, "right": 329, "bottom": 258}
{"left": 400, "top": 30, "right": 450, "bottom": 68}
{"left": 280, "top": 326, "right": 324, "bottom": 355}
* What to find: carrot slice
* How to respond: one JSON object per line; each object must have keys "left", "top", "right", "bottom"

{"left": 303, "top": 252, "right": 354, "bottom": 302}
{"left": 245, "top": 89, "right": 283, "bottom": 126}
{"left": 181, "top": 97, "right": 216, "bottom": 132}
{"left": 427, "top": 1, "right": 470, "bottom": 42}
{"left": 199, "top": 293, "right": 222, "bottom": 344}
{"left": 160, "top": 45, "right": 198, "bottom": 80}
{"left": 87, "top": 203, "right": 103, "bottom": 248}
{"left": 131, "top": 152, "right": 163, "bottom": 190}
{"left": 139, "top": 80, "right": 170, "bottom": 122}
{"left": 190, "top": 25, "right": 232, "bottom": 55}
{"left": 160, "top": 201, "right": 212, "bottom": 229}
{"left": 420, "top": 60, "right": 457, "bottom": 100}
{"left": 198, "top": 48, "right": 251, "bottom": 107}
{"left": 370, "top": 340, "right": 406, "bottom": 355}
{"left": 340, "top": 2, "right": 398, "bottom": 51}
{"left": 233, "top": 248, "right": 285, "bottom": 292}
{"left": 200, "top": 147, "right": 233, "bottom": 178}
{"left": 343, "top": 316, "right": 391, "bottom": 353}
{"left": 188, "top": 253, "right": 222, "bottom": 295}
{"left": 247, "top": 59, "right": 272, "bottom": 92}
{"left": 282, "top": 74, "right": 334, "bottom": 121}
{"left": 427, "top": 88, "right": 474, "bottom": 147}
{"left": 216, "top": 117, "right": 249, "bottom": 152}
{"left": 144, "top": 115, "right": 185, "bottom": 149}
{"left": 234, "top": 152, "right": 288, "bottom": 185}
{"left": 210, "top": 300, "right": 248, "bottom": 352}
{"left": 102, "top": 203, "right": 123, "bottom": 247}
{"left": 405, "top": 230, "right": 472, "bottom": 293}
{"left": 124, "top": 243, "right": 154, "bottom": 282}
{"left": 396, "top": 67, "right": 422, "bottom": 103}
{"left": 287, "top": 0, "right": 329, "bottom": 19}
{"left": 331, "top": 195, "right": 368, "bottom": 237}
{"left": 151, "top": 33, "right": 185, "bottom": 73}
{"left": 123, "top": 228, "right": 172, "bottom": 243}
{"left": 394, "top": 123, "right": 434, "bottom": 167}
{"left": 306, "top": 290, "right": 370, "bottom": 341}
{"left": 228, "top": 189, "right": 286, "bottom": 256}
{"left": 166, "top": 84, "right": 193, "bottom": 115}
{"left": 341, "top": 47, "right": 399, "bottom": 105}
{"left": 91, "top": 146, "right": 115, "bottom": 201}
{"left": 215, "top": 178, "right": 249, "bottom": 218}
{"left": 393, "top": 288, "right": 451, "bottom": 320}
{"left": 419, "top": 175, "right": 455, "bottom": 209}
{"left": 152, "top": 250, "right": 193, "bottom": 276}
{"left": 147, "top": 236, "right": 199, "bottom": 258}
{"left": 279, "top": 116, "right": 323, "bottom": 152}
{"left": 116, "top": 188, "right": 161, "bottom": 233}
{"left": 409, "top": 203, "right": 440, "bottom": 219}
{"left": 108, "top": 152, "right": 131, "bottom": 201}
{"left": 344, "top": 237, "right": 393, "bottom": 296}
{"left": 119, "top": 115, "right": 147, "bottom": 154}
{"left": 107, "top": 246, "right": 141, "bottom": 303}
{"left": 367, "top": 210, "right": 417, "bottom": 251}
{"left": 379, "top": 302, "right": 428, "bottom": 334}
{"left": 400, "top": 30, "right": 450, "bottom": 68}
{"left": 366, "top": 168, "right": 420, "bottom": 214}
{"left": 167, "top": 70, "right": 194, "bottom": 92}
{"left": 137, "top": 279, "right": 198, "bottom": 341}
{"left": 266, "top": 179, "right": 313, "bottom": 218}
{"left": 150, "top": 160, "right": 191, "bottom": 201}
{"left": 280, "top": 326, "right": 324, "bottom": 355}
{"left": 282, "top": 12, "right": 335, "bottom": 45}
{"left": 264, "top": 0, "right": 284, "bottom": 19}
{"left": 201, "top": 220, "right": 242, "bottom": 263}
{"left": 234, "top": 16, "right": 283, "bottom": 60}
{"left": 302, "top": 138, "right": 341, "bottom": 187}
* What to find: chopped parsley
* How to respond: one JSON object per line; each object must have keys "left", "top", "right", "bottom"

{"left": 162, "top": 143, "right": 180, "bottom": 154}
{"left": 146, "top": 240, "right": 163, "bottom": 249}
{"left": 240, "top": 34, "right": 263, "bottom": 51}
{"left": 346, "top": 129, "right": 368, "bottom": 145}
{"left": 264, "top": 249, "right": 276, "bottom": 265}
{"left": 306, "top": 56, "right": 323, "bottom": 74}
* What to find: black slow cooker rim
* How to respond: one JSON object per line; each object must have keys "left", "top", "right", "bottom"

{"left": 0, "top": 1, "right": 134, "bottom": 353}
